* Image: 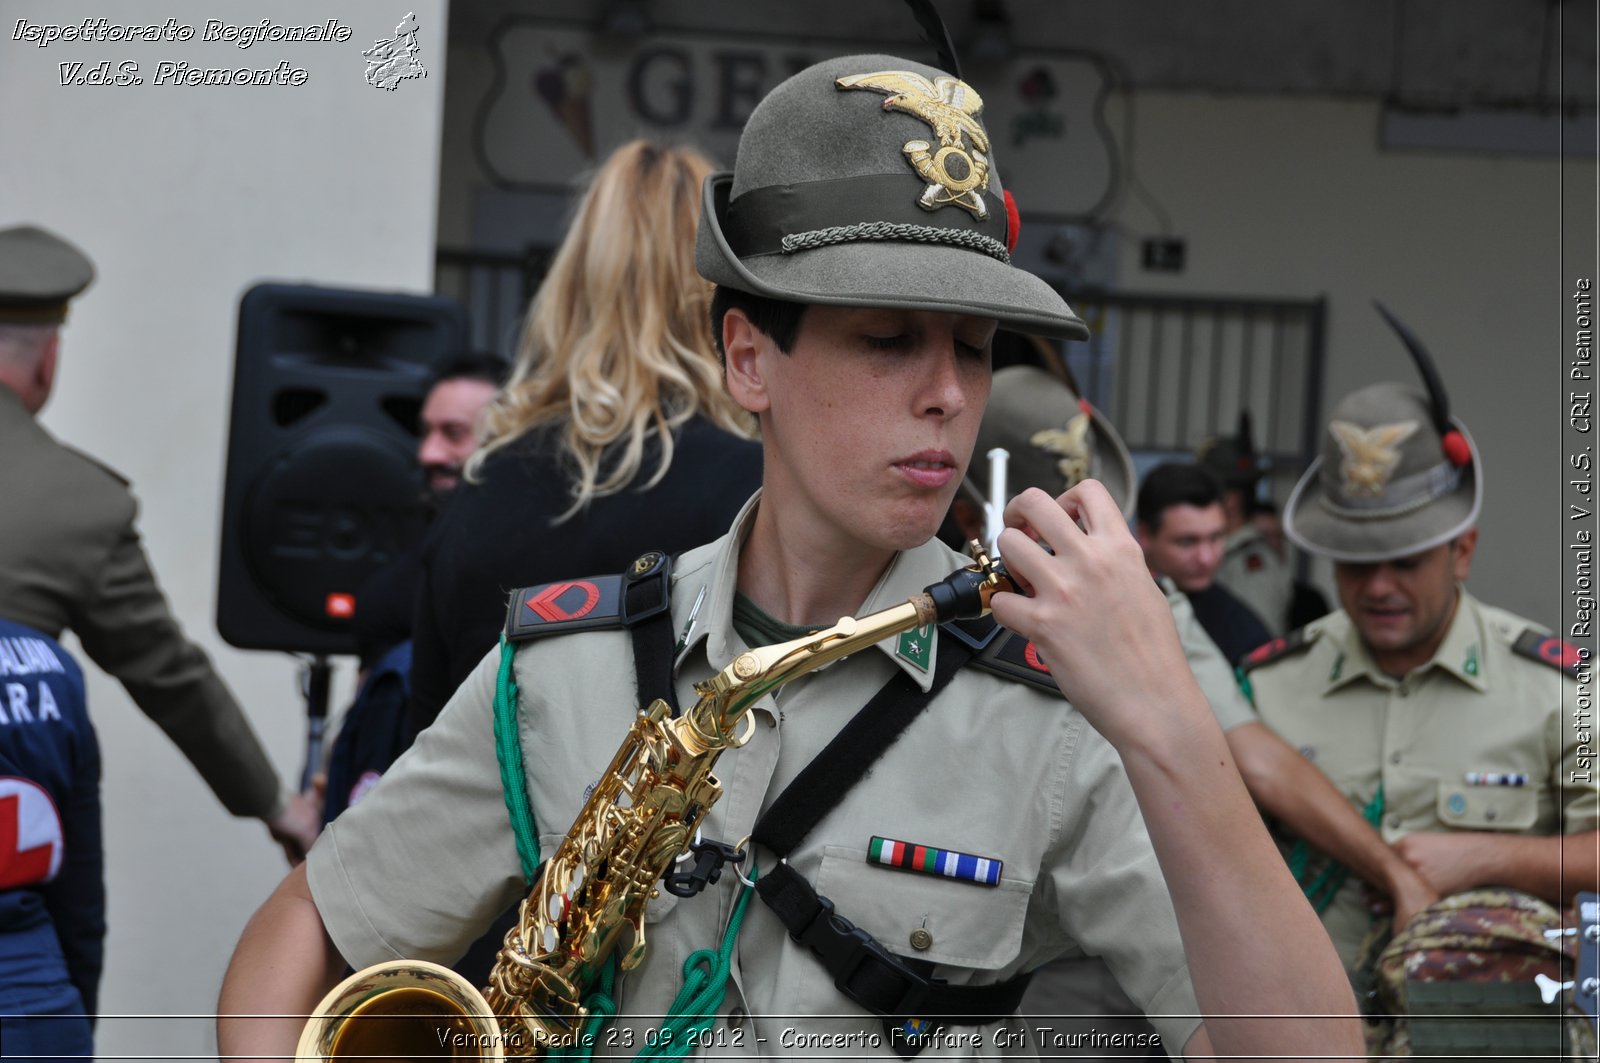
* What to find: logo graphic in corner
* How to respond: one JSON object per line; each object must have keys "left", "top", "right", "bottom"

{"left": 836, "top": 71, "right": 991, "bottom": 219}
{"left": 364, "top": 12, "right": 427, "bottom": 91}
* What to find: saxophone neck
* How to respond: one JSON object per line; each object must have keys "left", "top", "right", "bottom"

{"left": 685, "top": 549, "right": 1013, "bottom": 745}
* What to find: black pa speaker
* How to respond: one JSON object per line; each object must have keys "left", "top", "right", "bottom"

{"left": 217, "top": 283, "right": 467, "bottom": 654}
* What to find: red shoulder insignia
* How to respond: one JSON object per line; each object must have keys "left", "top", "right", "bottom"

{"left": 503, "top": 551, "right": 672, "bottom": 642}
{"left": 1240, "top": 628, "right": 1310, "bottom": 673}
{"left": 967, "top": 629, "right": 1060, "bottom": 694}
{"left": 1512, "top": 629, "right": 1585, "bottom": 678}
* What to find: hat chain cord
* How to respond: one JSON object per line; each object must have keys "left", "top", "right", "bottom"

{"left": 782, "top": 221, "right": 1010, "bottom": 263}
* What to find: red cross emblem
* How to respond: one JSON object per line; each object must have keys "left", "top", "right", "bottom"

{"left": 0, "top": 778, "right": 63, "bottom": 889}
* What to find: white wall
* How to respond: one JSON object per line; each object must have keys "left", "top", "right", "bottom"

{"left": 0, "top": 1, "right": 446, "bottom": 1056}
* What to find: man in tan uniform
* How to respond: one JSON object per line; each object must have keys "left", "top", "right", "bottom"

{"left": 1239, "top": 318, "right": 1598, "bottom": 977}
{"left": 959, "top": 361, "right": 1436, "bottom": 1049}
{"left": 219, "top": 54, "right": 1360, "bottom": 1060}
{"left": 0, "top": 224, "right": 317, "bottom": 860}
{"left": 1198, "top": 420, "right": 1297, "bottom": 635}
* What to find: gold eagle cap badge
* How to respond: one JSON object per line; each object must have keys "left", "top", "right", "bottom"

{"left": 1329, "top": 420, "right": 1419, "bottom": 496}
{"left": 836, "top": 70, "right": 992, "bottom": 219}
{"left": 1030, "top": 412, "right": 1093, "bottom": 489}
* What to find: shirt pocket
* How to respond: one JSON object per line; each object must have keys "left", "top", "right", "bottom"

{"left": 813, "top": 844, "right": 1033, "bottom": 973}
{"left": 1435, "top": 783, "right": 1538, "bottom": 831}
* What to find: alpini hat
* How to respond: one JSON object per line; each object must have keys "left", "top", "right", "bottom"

{"left": 1196, "top": 411, "right": 1264, "bottom": 492}
{"left": 963, "top": 362, "right": 1136, "bottom": 518}
{"left": 695, "top": 54, "right": 1088, "bottom": 338}
{"left": 1284, "top": 304, "right": 1481, "bottom": 562}
{"left": 0, "top": 225, "right": 95, "bottom": 325}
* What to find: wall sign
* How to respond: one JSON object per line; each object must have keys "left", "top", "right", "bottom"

{"left": 475, "top": 20, "right": 1115, "bottom": 219}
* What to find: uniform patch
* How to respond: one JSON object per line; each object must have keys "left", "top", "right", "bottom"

{"left": 968, "top": 629, "right": 1059, "bottom": 692}
{"left": 868, "top": 835, "right": 1000, "bottom": 886}
{"left": 1240, "top": 628, "right": 1310, "bottom": 673}
{"left": 896, "top": 624, "right": 934, "bottom": 672}
{"left": 503, "top": 553, "right": 672, "bottom": 641}
{"left": 1512, "top": 629, "right": 1585, "bottom": 678}
{"left": 0, "top": 777, "right": 63, "bottom": 888}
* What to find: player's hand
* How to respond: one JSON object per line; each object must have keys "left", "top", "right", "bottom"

{"left": 264, "top": 789, "right": 322, "bottom": 865}
{"left": 1392, "top": 831, "right": 1489, "bottom": 898}
{"left": 989, "top": 483, "right": 1207, "bottom": 753}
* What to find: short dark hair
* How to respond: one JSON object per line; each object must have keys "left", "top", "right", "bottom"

{"left": 1136, "top": 462, "right": 1225, "bottom": 532}
{"left": 709, "top": 286, "right": 806, "bottom": 362}
{"left": 429, "top": 351, "right": 510, "bottom": 390}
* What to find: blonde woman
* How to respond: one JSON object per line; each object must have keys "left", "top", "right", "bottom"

{"left": 408, "top": 140, "right": 760, "bottom": 733}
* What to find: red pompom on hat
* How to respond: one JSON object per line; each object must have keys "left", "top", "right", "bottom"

{"left": 1004, "top": 190, "right": 1020, "bottom": 254}
{"left": 1441, "top": 428, "right": 1472, "bottom": 467}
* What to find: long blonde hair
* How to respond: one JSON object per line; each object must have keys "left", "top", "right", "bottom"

{"left": 469, "top": 140, "right": 755, "bottom": 517}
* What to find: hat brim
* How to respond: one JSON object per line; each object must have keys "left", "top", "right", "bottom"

{"left": 697, "top": 174, "right": 1089, "bottom": 340}
{"left": 1283, "top": 420, "right": 1482, "bottom": 562}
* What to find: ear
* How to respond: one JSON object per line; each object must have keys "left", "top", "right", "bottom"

{"left": 721, "top": 307, "right": 771, "bottom": 415}
{"left": 1450, "top": 527, "right": 1478, "bottom": 582}
{"left": 25, "top": 330, "right": 60, "bottom": 414}
{"left": 1135, "top": 521, "right": 1154, "bottom": 552}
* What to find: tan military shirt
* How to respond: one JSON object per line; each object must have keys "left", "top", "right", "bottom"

{"left": 1017, "top": 584, "right": 1253, "bottom": 1040}
{"left": 1163, "top": 579, "right": 1256, "bottom": 733}
{"left": 310, "top": 497, "right": 1203, "bottom": 1058}
{"left": 1214, "top": 525, "right": 1292, "bottom": 637}
{"left": 1245, "top": 590, "right": 1598, "bottom": 969}
{"left": 0, "top": 386, "right": 282, "bottom": 817}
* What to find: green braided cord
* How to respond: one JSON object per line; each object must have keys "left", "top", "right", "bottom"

{"left": 548, "top": 956, "right": 619, "bottom": 1062}
{"left": 1290, "top": 786, "right": 1385, "bottom": 914}
{"left": 633, "top": 864, "right": 761, "bottom": 1063}
{"left": 533, "top": 867, "right": 762, "bottom": 1062}
{"left": 1234, "top": 666, "right": 1254, "bottom": 707}
{"left": 492, "top": 634, "right": 541, "bottom": 885}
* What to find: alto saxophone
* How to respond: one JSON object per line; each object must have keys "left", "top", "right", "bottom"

{"left": 296, "top": 549, "right": 1012, "bottom": 1062}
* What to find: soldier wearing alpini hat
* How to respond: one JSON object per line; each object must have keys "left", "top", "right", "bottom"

{"left": 221, "top": 43, "right": 1360, "bottom": 1059}
{"left": 1197, "top": 412, "right": 1298, "bottom": 634}
{"left": 1240, "top": 304, "right": 1597, "bottom": 1039}
{"left": 960, "top": 351, "right": 1442, "bottom": 1047}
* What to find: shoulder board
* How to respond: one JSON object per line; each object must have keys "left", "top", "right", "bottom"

{"left": 504, "top": 550, "right": 672, "bottom": 642}
{"left": 1511, "top": 628, "right": 1584, "bottom": 679}
{"left": 61, "top": 442, "right": 131, "bottom": 487}
{"left": 947, "top": 618, "right": 1059, "bottom": 694}
{"left": 1239, "top": 628, "right": 1312, "bottom": 674}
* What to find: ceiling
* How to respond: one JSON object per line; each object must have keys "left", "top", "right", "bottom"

{"left": 449, "top": 0, "right": 1597, "bottom": 111}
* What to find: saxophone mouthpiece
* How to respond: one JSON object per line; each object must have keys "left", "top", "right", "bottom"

{"left": 922, "top": 545, "right": 1014, "bottom": 622}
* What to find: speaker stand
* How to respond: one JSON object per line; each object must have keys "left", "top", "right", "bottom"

{"left": 297, "top": 654, "right": 333, "bottom": 793}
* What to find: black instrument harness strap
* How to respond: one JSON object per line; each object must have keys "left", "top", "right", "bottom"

{"left": 634, "top": 605, "right": 1033, "bottom": 1031}
{"left": 747, "top": 626, "right": 1032, "bottom": 1029}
